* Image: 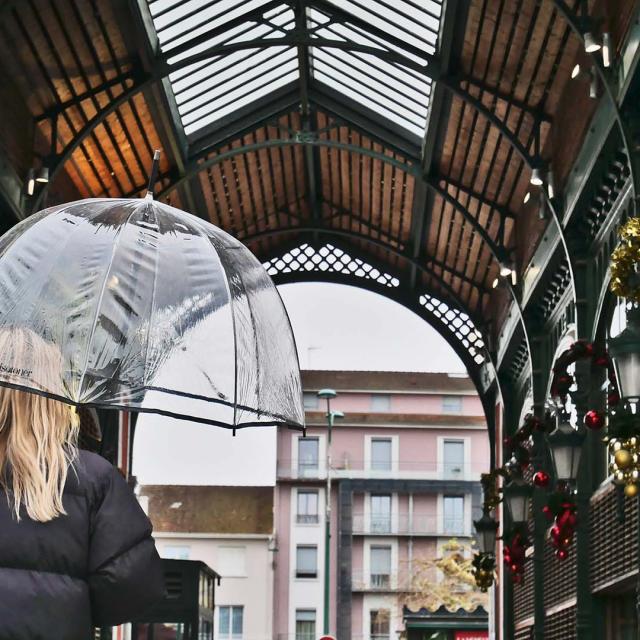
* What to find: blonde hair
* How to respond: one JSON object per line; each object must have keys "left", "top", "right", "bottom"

{"left": 0, "top": 328, "right": 79, "bottom": 522}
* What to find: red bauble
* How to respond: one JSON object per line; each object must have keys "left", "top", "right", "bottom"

{"left": 510, "top": 563, "right": 519, "bottom": 573}
{"left": 550, "top": 525, "right": 561, "bottom": 541}
{"left": 584, "top": 409, "right": 605, "bottom": 430}
{"left": 533, "top": 471, "right": 550, "bottom": 488}
{"left": 556, "top": 549, "right": 569, "bottom": 560}
{"left": 542, "top": 505, "right": 553, "bottom": 520}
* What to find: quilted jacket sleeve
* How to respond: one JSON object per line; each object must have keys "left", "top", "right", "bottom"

{"left": 88, "top": 465, "right": 165, "bottom": 627}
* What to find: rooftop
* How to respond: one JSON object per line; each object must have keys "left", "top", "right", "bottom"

{"left": 141, "top": 485, "right": 274, "bottom": 534}
{"left": 301, "top": 370, "right": 476, "bottom": 393}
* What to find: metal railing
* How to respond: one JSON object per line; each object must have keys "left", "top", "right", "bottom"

{"left": 276, "top": 459, "right": 478, "bottom": 480}
{"left": 351, "top": 513, "right": 469, "bottom": 536}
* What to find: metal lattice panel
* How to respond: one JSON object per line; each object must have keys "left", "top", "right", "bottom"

{"left": 263, "top": 242, "right": 400, "bottom": 287}
{"left": 418, "top": 294, "right": 486, "bottom": 365}
{"left": 513, "top": 556, "right": 535, "bottom": 624}
{"left": 543, "top": 535, "right": 577, "bottom": 609}
{"left": 544, "top": 606, "right": 577, "bottom": 640}
{"left": 514, "top": 626, "right": 533, "bottom": 640}
{"left": 590, "top": 484, "right": 639, "bottom": 593}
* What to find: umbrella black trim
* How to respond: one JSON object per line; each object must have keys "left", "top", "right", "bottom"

{"left": 0, "top": 380, "right": 305, "bottom": 431}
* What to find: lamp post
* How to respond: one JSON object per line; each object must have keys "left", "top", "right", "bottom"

{"left": 473, "top": 510, "right": 499, "bottom": 592}
{"left": 317, "top": 388, "right": 344, "bottom": 636}
{"left": 546, "top": 413, "right": 585, "bottom": 485}
{"left": 504, "top": 478, "right": 533, "bottom": 525}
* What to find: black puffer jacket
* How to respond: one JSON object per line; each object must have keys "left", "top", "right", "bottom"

{"left": 0, "top": 449, "right": 164, "bottom": 639}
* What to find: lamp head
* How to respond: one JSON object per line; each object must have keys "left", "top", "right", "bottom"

{"left": 317, "top": 388, "right": 337, "bottom": 400}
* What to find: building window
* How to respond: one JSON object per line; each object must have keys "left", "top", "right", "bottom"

{"left": 370, "top": 610, "right": 391, "bottom": 640}
{"left": 297, "top": 490, "right": 319, "bottom": 524}
{"left": 298, "top": 437, "right": 319, "bottom": 476}
{"left": 370, "top": 494, "right": 392, "bottom": 533}
{"left": 219, "top": 606, "right": 243, "bottom": 640}
{"left": 296, "top": 545, "right": 318, "bottom": 578}
{"left": 295, "top": 610, "right": 316, "bottom": 640}
{"left": 442, "top": 395, "right": 463, "bottom": 413}
{"left": 162, "top": 545, "right": 190, "bottom": 560}
{"left": 443, "top": 440, "right": 465, "bottom": 479}
{"left": 443, "top": 496, "right": 465, "bottom": 535}
{"left": 371, "top": 438, "right": 392, "bottom": 471}
{"left": 216, "top": 546, "right": 246, "bottom": 577}
{"left": 370, "top": 545, "right": 391, "bottom": 589}
{"left": 303, "top": 392, "right": 318, "bottom": 409}
{"left": 371, "top": 394, "right": 391, "bottom": 411}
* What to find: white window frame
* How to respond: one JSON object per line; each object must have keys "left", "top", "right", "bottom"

{"left": 437, "top": 494, "right": 467, "bottom": 536}
{"left": 295, "top": 544, "right": 319, "bottom": 579}
{"left": 437, "top": 436, "right": 470, "bottom": 480}
{"left": 364, "top": 435, "right": 399, "bottom": 474}
{"left": 216, "top": 545, "right": 247, "bottom": 578}
{"left": 295, "top": 488, "right": 320, "bottom": 525}
{"left": 370, "top": 394, "right": 391, "bottom": 412}
{"left": 217, "top": 605, "right": 244, "bottom": 640}
{"left": 363, "top": 539, "right": 398, "bottom": 589}
{"left": 292, "top": 433, "right": 326, "bottom": 478}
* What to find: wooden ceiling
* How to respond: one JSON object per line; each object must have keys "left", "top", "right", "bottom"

{"left": 0, "top": 0, "right": 636, "bottom": 345}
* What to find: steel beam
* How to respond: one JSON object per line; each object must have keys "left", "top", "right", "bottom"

{"left": 551, "top": 0, "right": 639, "bottom": 214}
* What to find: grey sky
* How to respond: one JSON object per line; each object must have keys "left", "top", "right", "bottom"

{"left": 133, "top": 283, "right": 466, "bottom": 486}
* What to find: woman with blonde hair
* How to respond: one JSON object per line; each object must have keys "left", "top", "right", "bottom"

{"left": 0, "top": 327, "right": 164, "bottom": 639}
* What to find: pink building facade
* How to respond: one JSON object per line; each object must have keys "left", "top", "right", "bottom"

{"left": 273, "top": 371, "right": 490, "bottom": 640}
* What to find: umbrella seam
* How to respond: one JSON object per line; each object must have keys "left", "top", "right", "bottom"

{"left": 76, "top": 201, "right": 141, "bottom": 400}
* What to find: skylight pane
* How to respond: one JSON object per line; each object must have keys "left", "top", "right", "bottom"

{"left": 146, "top": 0, "right": 299, "bottom": 136}
{"left": 145, "top": 0, "right": 445, "bottom": 139}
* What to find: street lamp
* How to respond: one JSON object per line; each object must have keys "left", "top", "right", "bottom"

{"left": 504, "top": 478, "right": 532, "bottom": 524}
{"left": 317, "top": 388, "right": 344, "bottom": 636}
{"left": 474, "top": 511, "right": 499, "bottom": 555}
{"left": 473, "top": 510, "right": 498, "bottom": 592}
{"left": 609, "top": 306, "right": 640, "bottom": 403}
{"left": 547, "top": 414, "right": 585, "bottom": 484}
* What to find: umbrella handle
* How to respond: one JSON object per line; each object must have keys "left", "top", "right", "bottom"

{"left": 145, "top": 150, "right": 162, "bottom": 199}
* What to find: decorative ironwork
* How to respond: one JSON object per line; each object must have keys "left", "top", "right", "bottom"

{"left": 418, "top": 294, "right": 486, "bottom": 365}
{"left": 263, "top": 242, "right": 400, "bottom": 288}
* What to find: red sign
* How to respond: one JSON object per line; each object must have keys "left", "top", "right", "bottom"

{"left": 454, "top": 632, "right": 489, "bottom": 640}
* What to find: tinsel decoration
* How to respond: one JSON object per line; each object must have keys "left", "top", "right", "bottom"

{"left": 610, "top": 217, "right": 640, "bottom": 303}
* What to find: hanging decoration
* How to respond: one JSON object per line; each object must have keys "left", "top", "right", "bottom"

{"left": 610, "top": 218, "right": 640, "bottom": 303}
{"left": 502, "top": 526, "right": 530, "bottom": 583}
{"left": 549, "top": 339, "right": 619, "bottom": 419}
{"left": 541, "top": 482, "right": 577, "bottom": 560}
{"left": 471, "top": 550, "right": 496, "bottom": 592}
{"left": 608, "top": 437, "right": 640, "bottom": 496}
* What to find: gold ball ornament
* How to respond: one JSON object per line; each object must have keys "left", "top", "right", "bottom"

{"left": 612, "top": 440, "right": 623, "bottom": 452}
{"left": 625, "top": 483, "right": 640, "bottom": 498}
{"left": 615, "top": 449, "right": 634, "bottom": 470}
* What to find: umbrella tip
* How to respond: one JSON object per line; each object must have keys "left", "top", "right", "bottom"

{"left": 145, "top": 150, "right": 162, "bottom": 200}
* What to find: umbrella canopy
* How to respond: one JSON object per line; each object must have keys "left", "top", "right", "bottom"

{"left": 0, "top": 198, "right": 304, "bottom": 430}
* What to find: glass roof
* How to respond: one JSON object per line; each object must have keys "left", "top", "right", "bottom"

{"left": 147, "top": 0, "right": 444, "bottom": 138}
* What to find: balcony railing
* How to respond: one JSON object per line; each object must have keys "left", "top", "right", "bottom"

{"left": 350, "top": 570, "right": 410, "bottom": 592}
{"left": 276, "top": 459, "right": 478, "bottom": 480}
{"left": 351, "top": 513, "right": 469, "bottom": 537}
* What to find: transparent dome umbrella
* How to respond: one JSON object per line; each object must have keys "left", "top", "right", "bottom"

{"left": 0, "top": 197, "right": 304, "bottom": 430}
